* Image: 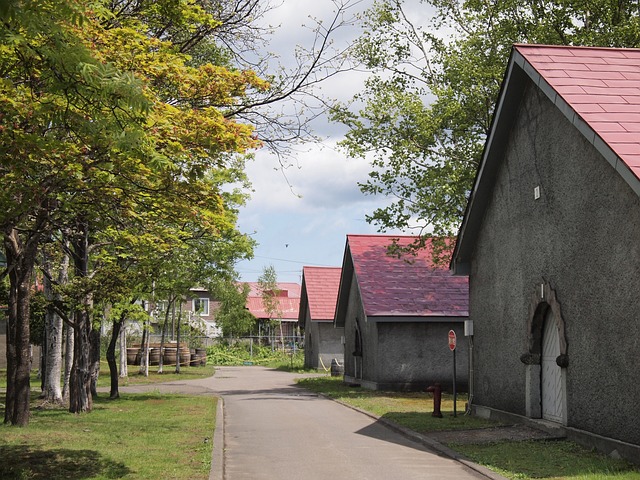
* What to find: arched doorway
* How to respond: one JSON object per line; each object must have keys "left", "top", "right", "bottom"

{"left": 541, "top": 310, "right": 564, "bottom": 423}
{"left": 521, "top": 281, "right": 568, "bottom": 425}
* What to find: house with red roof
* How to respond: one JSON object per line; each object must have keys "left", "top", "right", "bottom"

{"left": 451, "top": 44, "right": 640, "bottom": 463}
{"left": 335, "top": 234, "right": 469, "bottom": 391}
{"left": 299, "top": 266, "right": 343, "bottom": 371}
{"left": 244, "top": 282, "right": 301, "bottom": 343}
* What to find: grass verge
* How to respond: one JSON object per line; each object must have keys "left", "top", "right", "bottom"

{"left": 0, "top": 392, "right": 216, "bottom": 480}
{"left": 97, "top": 363, "right": 216, "bottom": 388}
{"left": 297, "top": 376, "right": 640, "bottom": 480}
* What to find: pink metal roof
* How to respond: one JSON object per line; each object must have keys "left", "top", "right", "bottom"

{"left": 301, "top": 266, "right": 341, "bottom": 321}
{"left": 243, "top": 282, "right": 301, "bottom": 321}
{"left": 515, "top": 44, "right": 640, "bottom": 180}
{"left": 245, "top": 282, "right": 301, "bottom": 298}
{"left": 346, "top": 235, "right": 468, "bottom": 317}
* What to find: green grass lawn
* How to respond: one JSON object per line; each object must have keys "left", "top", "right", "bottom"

{"left": 297, "top": 376, "right": 640, "bottom": 480}
{"left": 97, "top": 363, "right": 217, "bottom": 388}
{"left": 0, "top": 392, "right": 216, "bottom": 479}
{"left": 0, "top": 361, "right": 218, "bottom": 479}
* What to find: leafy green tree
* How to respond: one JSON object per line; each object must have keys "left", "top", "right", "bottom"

{"left": 0, "top": 0, "right": 260, "bottom": 421}
{"left": 257, "top": 265, "right": 284, "bottom": 349}
{"left": 212, "top": 281, "right": 255, "bottom": 338}
{"left": 0, "top": 0, "right": 144, "bottom": 425}
{"left": 1, "top": 0, "right": 362, "bottom": 424}
{"left": 334, "top": 0, "right": 640, "bottom": 247}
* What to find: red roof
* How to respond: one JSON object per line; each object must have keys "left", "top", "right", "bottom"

{"left": 243, "top": 282, "right": 300, "bottom": 321}
{"left": 244, "top": 282, "right": 301, "bottom": 298}
{"left": 301, "top": 266, "right": 341, "bottom": 321}
{"left": 346, "top": 235, "right": 468, "bottom": 317}
{"left": 515, "top": 44, "right": 640, "bottom": 180}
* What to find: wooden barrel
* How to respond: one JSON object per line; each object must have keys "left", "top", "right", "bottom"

{"left": 196, "top": 348, "right": 207, "bottom": 367}
{"left": 126, "top": 348, "right": 138, "bottom": 365}
{"left": 149, "top": 348, "right": 160, "bottom": 366}
{"left": 179, "top": 347, "right": 191, "bottom": 366}
{"left": 163, "top": 347, "right": 177, "bottom": 366}
{"left": 189, "top": 349, "right": 199, "bottom": 366}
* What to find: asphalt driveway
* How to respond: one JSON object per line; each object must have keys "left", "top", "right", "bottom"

{"left": 114, "top": 366, "right": 506, "bottom": 480}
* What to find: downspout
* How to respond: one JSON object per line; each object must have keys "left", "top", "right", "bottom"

{"left": 465, "top": 334, "right": 474, "bottom": 415}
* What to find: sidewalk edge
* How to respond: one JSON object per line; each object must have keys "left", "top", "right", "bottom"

{"left": 210, "top": 397, "right": 224, "bottom": 480}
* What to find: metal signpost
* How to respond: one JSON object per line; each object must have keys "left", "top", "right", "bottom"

{"left": 448, "top": 330, "right": 457, "bottom": 417}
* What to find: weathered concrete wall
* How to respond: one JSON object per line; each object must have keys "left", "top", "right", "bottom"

{"left": 375, "top": 321, "right": 468, "bottom": 392}
{"left": 304, "top": 313, "right": 344, "bottom": 371}
{"left": 343, "top": 270, "right": 468, "bottom": 391}
{"left": 342, "top": 271, "right": 369, "bottom": 384}
{"left": 470, "top": 81, "right": 640, "bottom": 445}
{"left": 303, "top": 310, "right": 317, "bottom": 369}
{"left": 317, "top": 322, "right": 344, "bottom": 369}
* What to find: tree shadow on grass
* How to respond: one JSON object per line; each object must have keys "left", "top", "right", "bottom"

{"left": 0, "top": 445, "right": 130, "bottom": 479}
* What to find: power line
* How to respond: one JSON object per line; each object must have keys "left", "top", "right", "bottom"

{"left": 251, "top": 255, "right": 334, "bottom": 267}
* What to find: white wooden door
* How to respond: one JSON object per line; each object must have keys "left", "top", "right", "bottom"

{"left": 541, "top": 312, "right": 564, "bottom": 423}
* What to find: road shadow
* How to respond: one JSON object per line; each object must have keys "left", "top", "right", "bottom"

{"left": 353, "top": 415, "right": 448, "bottom": 456}
{"left": 0, "top": 444, "right": 130, "bottom": 479}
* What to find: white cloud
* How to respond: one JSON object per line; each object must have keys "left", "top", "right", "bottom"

{"left": 235, "top": 0, "right": 424, "bottom": 282}
{"left": 242, "top": 140, "right": 373, "bottom": 214}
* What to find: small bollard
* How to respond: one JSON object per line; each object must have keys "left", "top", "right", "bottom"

{"left": 426, "top": 383, "right": 443, "bottom": 418}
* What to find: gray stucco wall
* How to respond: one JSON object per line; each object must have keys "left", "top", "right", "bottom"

{"left": 303, "top": 310, "right": 317, "bottom": 369}
{"left": 317, "top": 322, "right": 344, "bottom": 369}
{"left": 343, "top": 271, "right": 469, "bottom": 391}
{"left": 470, "top": 81, "right": 640, "bottom": 445}
{"left": 304, "top": 313, "right": 344, "bottom": 371}
{"left": 343, "top": 271, "right": 370, "bottom": 384}
{"left": 375, "top": 321, "right": 468, "bottom": 391}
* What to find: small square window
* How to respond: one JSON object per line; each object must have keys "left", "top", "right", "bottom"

{"left": 193, "top": 298, "right": 209, "bottom": 316}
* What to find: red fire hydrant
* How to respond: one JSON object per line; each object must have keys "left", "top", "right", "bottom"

{"left": 426, "top": 383, "right": 443, "bottom": 418}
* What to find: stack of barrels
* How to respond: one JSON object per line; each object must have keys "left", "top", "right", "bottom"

{"left": 126, "top": 344, "right": 208, "bottom": 366}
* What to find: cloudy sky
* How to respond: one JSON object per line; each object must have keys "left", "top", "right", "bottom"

{"left": 234, "top": 0, "right": 426, "bottom": 283}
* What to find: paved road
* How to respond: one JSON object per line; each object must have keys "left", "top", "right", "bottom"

{"left": 114, "top": 366, "right": 502, "bottom": 480}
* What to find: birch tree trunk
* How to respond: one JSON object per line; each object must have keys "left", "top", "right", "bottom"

{"left": 175, "top": 302, "right": 183, "bottom": 374}
{"left": 139, "top": 304, "right": 149, "bottom": 377}
{"left": 89, "top": 327, "right": 100, "bottom": 398}
{"left": 119, "top": 321, "right": 127, "bottom": 378}
{"left": 158, "top": 299, "right": 172, "bottom": 374}
{"left": 62, "top": 314, "right": 74, "bottom": 401}
{"left": 42, "top": 250, "right": 68, "bottom": 404}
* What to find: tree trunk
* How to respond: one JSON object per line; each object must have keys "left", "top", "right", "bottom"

{"left": 40, "top": 336, "right": 46, "bottom": 394}
{"left": 279, "top": 320, "right": 285, "bottom": 352}
{"left": 3, "top": 227, "right": 38, "bottom": 426}
{"left": 175, "top": 302, "right": 183, "bottom": 374}
{"left": 119, "top": 321, "right": 127, "bottom": 378}
{"left": 69, "top": 220, "right": 93, "bottom": 414}
{"left": 62, "top": 314, "right": 74, "bottom": 401}
{"left": 107, "top": 315, "right": 122, "bottom": 399}
{"left": 139, "top": 305, "right": 149, "bottom": 377}
{"left": 158, "top": 298, "right": 173, "bottom": 374}
{"left": 69, "top": 306, "right": 93, "bottom": 413}
{"left": 41, "top": 250, "right": 67, "bottom": 404}
{"left": 89, "top": 327, "right": 100, "bottom": 398}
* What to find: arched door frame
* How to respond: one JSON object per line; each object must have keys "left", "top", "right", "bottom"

{"left": 520, "top": 281, "right": 569, "bottom": 423}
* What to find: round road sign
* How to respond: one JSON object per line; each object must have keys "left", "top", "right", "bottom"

{"left": 448, "top": 330, "right": 457, "bottom": 351}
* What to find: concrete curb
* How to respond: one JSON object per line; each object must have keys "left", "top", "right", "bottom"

{"left": 316, "top": 393, "right": 508, "bottom": 480}
{"left": 209, "top": 397, "right": 224, "bottom": 480}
